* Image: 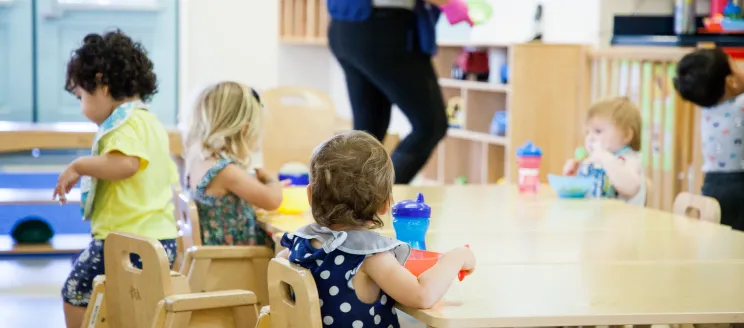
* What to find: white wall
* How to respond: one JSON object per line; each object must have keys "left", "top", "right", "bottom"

{"left": 179, "top": 0, "right": 280, "bottom": 117}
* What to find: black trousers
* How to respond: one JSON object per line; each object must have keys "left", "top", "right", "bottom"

{"left": 702, "top": 172, "right": 744, "bottom": 231}
{"left": 328, "top": 9, "right": 448, "bottom": 184}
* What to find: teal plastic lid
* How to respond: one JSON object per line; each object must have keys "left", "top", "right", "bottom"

{"left": 516, "top": 141, "right": 542, "bottom": 157}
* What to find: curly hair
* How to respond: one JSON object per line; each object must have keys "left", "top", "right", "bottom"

{"left": 65, "top": 30, "right": 158, "bottom": 102}
{"left": 309, "top": 131, "right": 394, "bottom": 229}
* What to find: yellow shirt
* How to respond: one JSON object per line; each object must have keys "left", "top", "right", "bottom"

{"left": 91, "top": 109, "right": 179, "bottom": 240}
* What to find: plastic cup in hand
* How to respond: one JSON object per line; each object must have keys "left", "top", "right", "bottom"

{"left": 392, "top": 193, "right": 431, "bottom": 250}
{"left": 516, "top": 141, "right": 543, "bottom": 194}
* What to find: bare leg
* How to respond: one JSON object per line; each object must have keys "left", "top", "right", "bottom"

{"left": 64, "top": 302, "right": 86, "bottom": 328}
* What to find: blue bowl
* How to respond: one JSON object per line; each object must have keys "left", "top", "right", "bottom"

{"left": 547, "top": 174, "right": 594, "bottom": 198}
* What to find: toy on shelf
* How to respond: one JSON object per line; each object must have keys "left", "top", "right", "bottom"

{"left": 489, "top": 110, "right": 507, "bottom": 136}
{"left": 276, "top": 162, "right": 310, "bottom": 215}
{"left": 451, "top": 48, "right": 489, "bottom": 82}
{"left": 446, "top": 97, "right": 465, "bottom": 128}
{"left": 500, "top": 63, "right": 509, "bottom": 84}
{"left": 391, "top": 193, "right": 430, "bottom": 250}
{"left": 724, "top": 0, "right": 742, "bottom": 19}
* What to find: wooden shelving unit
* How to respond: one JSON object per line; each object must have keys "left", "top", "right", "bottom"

{"left": 279, "top": 0, "right": 329, "bottom": 44}
{"left": 419, "top": 44, "right": 511, "bottom": 185}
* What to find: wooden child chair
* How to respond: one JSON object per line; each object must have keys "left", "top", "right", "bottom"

{"left": 672, "top": 192, "right": 721, "bottom": 224}
{"left": 92, "top": 232, "right": 259, "bottom": 328}
{"left": 256, "top": 258, "right": 323, "bottom": 328}
{"left": 174, "top": 192, "right": 273, "bottom": 306}
{"left": 173, "top": 191, "right": 202, "bottom": 271}
{"left": 261, "top": 87, "right": 336, "bottom": 173}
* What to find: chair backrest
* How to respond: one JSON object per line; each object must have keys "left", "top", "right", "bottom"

{"left": 267, "top": 258, "right": 323, "bottom": 328}
{"left": 672, "top": 192, "right": 722, "bottom": 224}
{"left": 177, "top": 192, "right": 203, "bottom": 250}
{"left": 181, "top": 246, "right": 273, "bottom": 306}
{"left": 261, "top": 87, "right": 336, "bottom": 172}
{"left": 103, "top": 233, "right": 179, "bottom": 328}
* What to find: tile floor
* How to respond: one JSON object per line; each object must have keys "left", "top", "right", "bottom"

{"left": 0, "top": 257, "right": 70, "bottom": 327}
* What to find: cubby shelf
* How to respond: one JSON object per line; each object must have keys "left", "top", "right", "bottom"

{"left": 447, "top": 128, "right": 507, "bottom": 146}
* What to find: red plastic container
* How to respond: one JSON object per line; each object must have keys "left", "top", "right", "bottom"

{"left": 711, "top": 0, "right": 727, "bottom": 18}
{"left": 404, "top": 249, "right": 468, "bottom": 281}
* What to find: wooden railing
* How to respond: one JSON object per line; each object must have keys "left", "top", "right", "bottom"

{"left": 587, "top": 47, "right": 699, "bottom": 211}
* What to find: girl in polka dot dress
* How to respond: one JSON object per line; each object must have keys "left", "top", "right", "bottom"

{"left": 675, "top": 48, "right": 744, "bottom": 230}
{"left": 278, "top": 131, "right": 476, "bottom": 328}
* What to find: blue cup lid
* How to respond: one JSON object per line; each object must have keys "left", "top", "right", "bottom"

{"left": 391, "top": 193, "right": 431, "bottom": 218}
{"left": 516, "top": 140, "right": 542, "bottom": 157}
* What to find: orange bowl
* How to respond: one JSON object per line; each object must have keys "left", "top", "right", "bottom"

{"left": 404, "top": 249, "right": 442, "bottom": 277}
{"left": 404, "top": 248, "right": 469, "bottom": 281}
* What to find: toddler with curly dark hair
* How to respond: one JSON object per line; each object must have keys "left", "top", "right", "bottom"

{"left": 53, "top": 30, "right": 179, "bottom": 328}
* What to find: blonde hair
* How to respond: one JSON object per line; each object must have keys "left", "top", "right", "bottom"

{"left": 184, "top": 81, "right": 263, "bottom": 170}
{"left": 587, "top": 97, "right": 642, "bottom": 151}
{"left": 309, "top": 131, "right": 394, "bottom": 229}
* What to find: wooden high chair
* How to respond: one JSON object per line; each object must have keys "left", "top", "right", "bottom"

{"left": 98, "top": 232, "right": 259, "bottom": 328}
{"left": 261, "top": 87, "right": 336, "bottom": 173}
{"left": 256, "top": 258, "right": 323, "bottom": 328}
{"left": 174, "top": 192, "right": 273, "bottom": 306}
{"left": 672, "top": 192, "right": 722, "bottom": 224}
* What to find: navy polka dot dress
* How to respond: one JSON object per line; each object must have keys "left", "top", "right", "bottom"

{"left": 281, "top": 224, "right": 411, "bottom": 328}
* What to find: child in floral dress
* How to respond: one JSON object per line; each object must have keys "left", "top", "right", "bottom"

{"left": 183, "top": 81, "right": 285, "bottom": 246}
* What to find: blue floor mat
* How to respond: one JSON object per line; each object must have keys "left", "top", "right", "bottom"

{"left": 0, "top": 172, "right": 88, "bottom": 235}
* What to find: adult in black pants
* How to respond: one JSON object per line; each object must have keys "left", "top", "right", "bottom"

{"left": 328, "top": 4, "right": 448, "bottom": 184}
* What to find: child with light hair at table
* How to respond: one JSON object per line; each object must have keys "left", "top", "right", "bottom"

{"left": 277, "top": 131, "right": 476, "bottom": 327}
{"left": 182, "top": 81, "right": 285, "bottom": 247}
{"left": 562, "top": 97, "right": 646, "bottom": 206}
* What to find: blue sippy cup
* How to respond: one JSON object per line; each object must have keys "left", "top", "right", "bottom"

{"left": 391, "top": 193, "right": 431, "bottom": 250}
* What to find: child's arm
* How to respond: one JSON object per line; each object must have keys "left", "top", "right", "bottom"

{"left": 361, "top": 246, "right": 475, "bottom": 309}
{"left": 214, "top": 164, "right": 284, "bottom": 210}
{"left": 592, "top": 150, "right": 641, "bottom": 198}
{"left": 74, "top": 152, "right": 142, "bottom": 180}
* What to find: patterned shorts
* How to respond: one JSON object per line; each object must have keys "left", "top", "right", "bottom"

{"left": 61, "top": 238, "right": 177, "bottom": 306}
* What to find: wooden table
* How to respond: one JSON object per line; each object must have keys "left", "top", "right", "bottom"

{"left": 258, "top": 185, "right": 744, "bottom": 326}
{"left": 401, "top": 262, "right": 744, "bottom": 327}
{"left": 260, "top": 185, "right": 726, "bottom": 234}
{"left": 0, "top": 121, "right": 183, "bottom": 155}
